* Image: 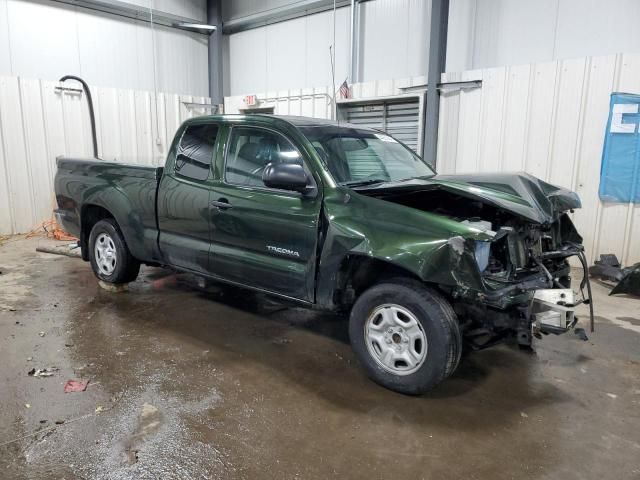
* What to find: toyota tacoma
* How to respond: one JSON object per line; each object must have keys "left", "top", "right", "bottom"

{"left": 54, "top": 115, "right": 592, "bottom": 394}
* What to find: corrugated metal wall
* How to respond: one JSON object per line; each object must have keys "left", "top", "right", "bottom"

{"left": 0, "top": 74, "right": 211, "bottom": 235}
{"left": 226, "top": 8, "right": 350, "bottom": 96}
{"left": 447, "top": 0, "right": 640, "bottom": 73}
{"left": 0, "top": 0, "right": 209, "bottom": 96}
{"left": 224, "top": 0, "right": 640, "bottom": 97}
{"left": 225, "top": 0, "right": 430, "bottom": 96}
{"left": 437, "top": 53, "right": 640, "bottom": 265}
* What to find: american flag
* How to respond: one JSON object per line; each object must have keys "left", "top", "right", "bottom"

{"left": 339, "top": 79, "right": 351, "bottom": 99}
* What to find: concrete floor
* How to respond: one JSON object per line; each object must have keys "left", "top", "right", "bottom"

{"left": 0, "top": 238, "right": 639, "bottom": 480}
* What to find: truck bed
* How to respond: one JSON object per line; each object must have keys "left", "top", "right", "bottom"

{"left": 54, "top": 157, "right": 161, "bottom": 263}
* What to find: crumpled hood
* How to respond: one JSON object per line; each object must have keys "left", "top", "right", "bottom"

{"left": 359, "top": 172, "right": 581, "bottom": 224}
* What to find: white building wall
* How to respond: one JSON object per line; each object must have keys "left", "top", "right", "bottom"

{"left": 225, "top": 0, "right": 429, "bottom": 96}
{"left": 437, "top": 53, "right": 640, "bottom": 266}
{"left": 0, "top": 74, "right": 211, "bottom": 235}
{"left": 224, "top": 0, "right": 640, "bottom": 96}
{"left": 447, "top": 0, "right": 640, "bottom": 72}
{"left": 358, "top": 0, "right": 430, "bottom": 83}
{"left": 227, "top": 7, "right": 351, "bottom": 96}
{"left": 0, "top": 0, "right": 208, "bottom": 96}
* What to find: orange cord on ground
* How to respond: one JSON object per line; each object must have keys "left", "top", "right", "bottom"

{"left": 26, "top": 219, "right": 78, "bottom": 242}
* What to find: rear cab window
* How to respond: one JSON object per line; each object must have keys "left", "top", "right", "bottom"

{"left": 175, "top": 124, "right": 219, "bottom": 181}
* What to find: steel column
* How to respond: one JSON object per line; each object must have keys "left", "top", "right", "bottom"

{"left": 207, "top": 0, "right": 224, "bottom": 105}
{"left": 422, "top": 0, "right": 449, "bottom": 166}
{"left": 349, "top": 0, "right": 358, "bottom": 83}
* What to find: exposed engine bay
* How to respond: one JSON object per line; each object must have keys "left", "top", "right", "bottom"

{"left": 359, "top": 185, "right": 594, "bottom": 348}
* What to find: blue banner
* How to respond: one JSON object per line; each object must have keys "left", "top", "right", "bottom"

{"left": 599, "top": 93, "right": 640, "bottom": 203}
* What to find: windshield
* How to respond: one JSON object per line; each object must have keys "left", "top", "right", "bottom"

{"left": 299, "top": 125, "right": 435, "bottom": 185}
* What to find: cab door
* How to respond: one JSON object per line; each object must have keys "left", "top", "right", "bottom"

{"left": 157, "top": 123, "right": 219, "bottom": 273}
{"left": 209, "top": 125, "right": 322, "bottom": 302}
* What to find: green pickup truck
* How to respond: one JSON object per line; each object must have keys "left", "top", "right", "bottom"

{"left": 54, "top": 114, "right": 591, "bottom": 394}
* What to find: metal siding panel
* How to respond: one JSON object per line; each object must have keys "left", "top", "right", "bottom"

{"left": 134, "top": 90, "right": 154, "bottom": 165}
{"left": 547, "top": 57, "right": 587, "bottom": 190}
{"left": 360, "top": 0, "right": 410, "bottom": 82}
{"left": 229, "top": 28, "right": 267, "bottom": 95}
{"left": 471, "top": 0, "right": 557, "bottom": 70}
{"left": 436, "top": 76, "right": 461, "bottom": 174}
{"left": 118, "top": 89, "right": 139, "bottom": 164}
{"left": 500, "top": 64, "right": 531, "bottom": 171}
{"left": 524, "top": 62, "right": 558, "bottom": 179}
{"left": 0, "top": 76, "right": 35, "bottom": 232}
{"left": 76, "top": 9, "right": 140, "bottom": 91}
{"left": 571, "top": 55, "right": 617, "bottom": 263}
{"left": 455, "top": 70, "right": 483, "bottom": 172}
{"left": 154, "top": 26, "right": 209, "bottom": 97}
{"left": 40, "top": 81, "right": 67, "bottom": 185}
{"left": 265, "top": 18, "right": 306, "bottom": 91}
{"left": 19, "top": 78, "right": 53, "bottom": 224}
{"left": 305, "top": 10, "right": 334, "bottom": 89}
{"left": 600, "top": 53, "right": 640, "bottom": 265}
{"left": 0, "top": 0, "right": 11, "bottom": 75}
{"left": 0, "top": 82, "right": 11, "bottom": 232}
{"left": 300, "top": 88, "right": 315, "bottom": 117}
{"left": 619, "top": 54, "right": 640, "bottom": 265}
{"left": 153, "top": 92, "right": 168, "bottom": 166}
{"left": 313, "top": 86, "right": 331, "bottom": 119}
{"left": 288, "top": 89, "right": 302, "bottom": 116}
{"left": 555, "top": 0, "right": 640, "bottom": 62}
{"left": 96, "top": 87, "right": 122, "bottom": 161}
{"left": 476, "top": 67, "right": 506, "bottom": 172}
{"left": 166, "top": 94, "right": 181, "bottom": 140}
{"left": 407, "top": 0, "right": 429, "bottom": 78}
{"left": 6, "top": 0, "right": 80, "bottom": 82}
{"left": 446, "top": 0, "right": 476, "bottom": 73}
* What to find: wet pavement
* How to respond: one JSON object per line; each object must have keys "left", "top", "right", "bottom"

{"left": 1, "top": 238, "right": 639, "bottom": 479}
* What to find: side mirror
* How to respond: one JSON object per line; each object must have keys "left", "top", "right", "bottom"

{"left": 262, "top": 162, "right": 315, "bottom": 195}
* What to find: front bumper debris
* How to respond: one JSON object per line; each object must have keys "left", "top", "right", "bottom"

{"left": 531, "top": 288, "right": 578, "bottom": 335}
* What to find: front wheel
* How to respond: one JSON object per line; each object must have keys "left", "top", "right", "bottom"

{"left": 349, "top": 279, "right": 461, "bottom": 395}
{"left": 88, "top": 218, "right": 140, "bottom": 284}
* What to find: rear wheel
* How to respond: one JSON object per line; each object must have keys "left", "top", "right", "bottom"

{"left": 88, "top": 219, "right": 140, "bottom": 284}
{"left": 349, "top": 278, "right": 461, "bottom": 395}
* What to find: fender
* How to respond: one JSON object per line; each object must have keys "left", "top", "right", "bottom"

{"left": 314, "top": 188, "right": 491, "bottom": 308}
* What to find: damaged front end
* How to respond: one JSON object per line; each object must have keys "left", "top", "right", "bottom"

{"left": 451, "top": 214, "right": 593, "bottom": 348}
{"left": 357, "top": 173, "right": 594, "bottom": 349}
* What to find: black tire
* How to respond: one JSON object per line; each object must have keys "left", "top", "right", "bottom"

{"left": 349, "top": 278, "right": 461, "bottom": 395}
{"left": 88, "top": 218, "right": 140, "bottom": 284}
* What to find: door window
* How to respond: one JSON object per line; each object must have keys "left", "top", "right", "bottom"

{"left": 225, "top": 127, "right": 302, "bottom": 187}
{"left": 175, "top": 124, "right": 219, "bottom": 181}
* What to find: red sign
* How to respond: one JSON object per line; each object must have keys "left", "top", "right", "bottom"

{"left": 244, "top": 95, "right": 258, "bottom": 107}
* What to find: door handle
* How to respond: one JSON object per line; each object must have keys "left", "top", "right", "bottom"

{"left": 210, "top": 198, "right": 233, "bottom": 210}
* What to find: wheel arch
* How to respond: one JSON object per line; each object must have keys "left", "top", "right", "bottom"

{"left": 80, "top": 204, "right": 116, "bottom": 260}
{"left": 331, "top": 254, "right": 430, "bottom": 310}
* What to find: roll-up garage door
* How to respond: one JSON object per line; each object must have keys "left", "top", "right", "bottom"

{"left": 337, "top": 97, "right": 421, "bottom": 152}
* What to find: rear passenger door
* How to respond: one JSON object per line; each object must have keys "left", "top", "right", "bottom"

{"left": 209, "top": 125, "right": 322, "bottom": 302}
{"left": 157, "top": 123, "right": 219, "bottom": 273}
